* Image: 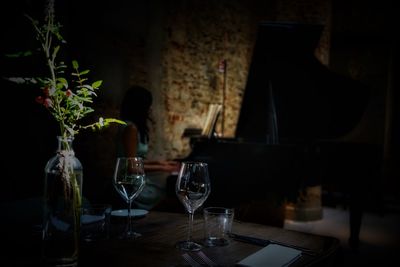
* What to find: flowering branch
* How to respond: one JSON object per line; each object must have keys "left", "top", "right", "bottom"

{"left": 5, "top": 0, "right": 124, "bottom": 138}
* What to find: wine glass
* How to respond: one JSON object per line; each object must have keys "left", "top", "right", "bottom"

{"left": 175, "top": 161, "right": 211, "bottom": 251}
{"left": 113, "top": 157, "right": 146, "bottom": 239}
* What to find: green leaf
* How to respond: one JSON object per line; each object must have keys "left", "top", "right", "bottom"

{"left": 52, "top": 46, "right": 60, "bottom": 59}
{"left": 80, "top": 97, "right": 93, "bottom": 103}
{"left": 92, "top": 80, "right": 102, "bottom": 89}
{"left": 5, "top": 77, "right": 25, "bottom": 83}
{"left": 79, "top": 85, "right": 93, "bottom": 91}
{"left": 57, "top": 77, "right": 68, "bottom": 88}
{"left": 56, "top": 83, "right": 64, "bottom": 89}
{"left": 80, "top": 70, "right": 90, "bottom": 75}
{"left": 57, "top": 77, "right": 67, "bottom": 83}
{"left": 72, "top": 60, "right": 79, "bottom": 69}
{"left": 56, "top": 64, "right": 67, "bottom": 69}
{"left": 55, "top": 32, "right": 64, "bottom": 41}
{"left": 5, "top": 51, "right": 33, "bottom": 58}
{"left": 105, "top": 118, "right": 126, "bottom": 125}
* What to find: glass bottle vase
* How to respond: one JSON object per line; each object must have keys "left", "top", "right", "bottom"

{"left": 42, "top": 136, "right": 83, "bottom": 267}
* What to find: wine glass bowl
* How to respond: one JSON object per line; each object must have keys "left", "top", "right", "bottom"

{"left": 175, "top": 161, "right": 211, "bottom": 251}
{"left": 113, "top": 157, "right": 146, "bottom": 239}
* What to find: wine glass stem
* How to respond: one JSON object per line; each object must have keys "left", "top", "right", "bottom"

{"left": 187, "top": 212, "right": 194, "bottom": 242}
{"left": 127, "top": 200, "right": 133, "bottom": 235}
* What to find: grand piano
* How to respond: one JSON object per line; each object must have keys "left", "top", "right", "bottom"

{"left": 178, "top": 22, "right": 383, "bottom": 249}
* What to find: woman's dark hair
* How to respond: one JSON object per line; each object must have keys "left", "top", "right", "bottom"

{"left": 120, "top": 86, "right": 153, "bottom": 143}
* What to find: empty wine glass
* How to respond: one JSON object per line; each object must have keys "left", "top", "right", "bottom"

{"left": 175, "top": 161, "right": 211, "bottom": 251}
{"left": 113, "top": 157, "right": 146, "bottom": 239}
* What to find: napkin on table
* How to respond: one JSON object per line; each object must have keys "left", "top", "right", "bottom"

{"left": 237, "top": 244, "right": 302, "bottom": 267}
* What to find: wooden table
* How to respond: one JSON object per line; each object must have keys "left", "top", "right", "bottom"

{"left": 78, "top": 211, "right": 340, "bottom": 267}
{"left": 3, "top": 210, "right": 339, "bottom": 266}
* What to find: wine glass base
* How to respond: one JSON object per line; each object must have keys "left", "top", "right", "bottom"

{"left": 175, "top": 240, "right": 202, "bottom": 251}
{"left": 118, "top": 231, "right": 142, "bottom": 240}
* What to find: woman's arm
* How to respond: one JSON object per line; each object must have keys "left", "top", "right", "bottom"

{"left": 143, "top": 160, "right": 180, "bottom": 173}
{"left": 122, "top": 124, "right": 180, "bottom": 173}
{"left": 122, "top": 124, "right": 138, "bottom": 158}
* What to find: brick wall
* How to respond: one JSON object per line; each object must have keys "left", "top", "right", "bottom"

{"left": 130, "top": 0, "right": 332, "bottom": 160}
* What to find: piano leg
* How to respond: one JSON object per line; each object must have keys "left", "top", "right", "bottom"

{"left": 319, "top": 142, "right": 382, "bottom": 252}
{"left": 349, "top": 194, "right": 363, "bottom": 251}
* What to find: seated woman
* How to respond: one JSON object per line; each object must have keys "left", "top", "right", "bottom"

{"left": 116, "top": 85, "right": 180, "bottom": 210}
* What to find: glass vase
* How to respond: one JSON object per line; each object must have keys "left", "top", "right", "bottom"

{"left": 42, "top": 136, "right": 83, "bottom": 267}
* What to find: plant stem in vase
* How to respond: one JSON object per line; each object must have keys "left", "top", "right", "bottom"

{"left": 42, "top": 136, "right": 82, "bottom": 267}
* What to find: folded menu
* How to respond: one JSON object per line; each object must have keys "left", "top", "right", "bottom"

{"left": 237, "top": 244, "right": 302, "bottom": 267}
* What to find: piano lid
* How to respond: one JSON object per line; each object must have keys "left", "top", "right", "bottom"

{"left": 235, "top": 22, "right": 370, "bottom": 144}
